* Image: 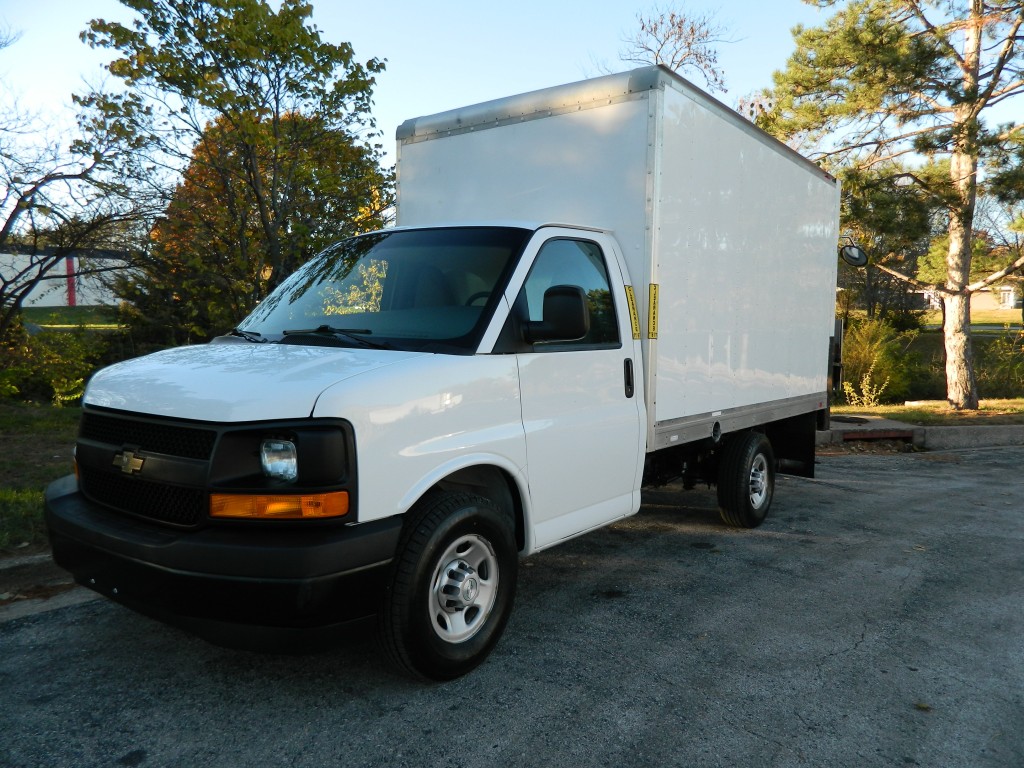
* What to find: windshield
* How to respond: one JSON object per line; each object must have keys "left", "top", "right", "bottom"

{"left": 238, "top": 227, "right": 531, "bottom": 353}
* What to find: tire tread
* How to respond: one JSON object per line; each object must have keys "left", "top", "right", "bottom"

{"left": 717, "top": 432, "right": 774, "bottom": 528}
{"left": 379, "top": 491, "right": 514, "bottom": 680}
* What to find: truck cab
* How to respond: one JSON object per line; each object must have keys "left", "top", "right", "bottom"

{"left": 47, "top": 223, "right": 649, "bottom": 679}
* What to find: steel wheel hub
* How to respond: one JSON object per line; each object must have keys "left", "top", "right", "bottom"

{"left": 439, "top": 560, "right": 479, "bottom": 611}
{"left": 748, "top": 454, "right": 769, "bottom": 508}
{"left": 429, "top": 534, "right": 499, "bottom": 644}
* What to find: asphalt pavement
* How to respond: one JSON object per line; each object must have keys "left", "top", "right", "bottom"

{"left": 2, "top": 444, "right": 1022, "bottom": 767}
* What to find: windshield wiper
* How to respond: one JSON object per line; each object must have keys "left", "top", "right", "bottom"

{"left": 280, "top": 325, "right": 387, "bottom": 349}
{"left": 228, "top": 328, "right": 266, "bottom": 343}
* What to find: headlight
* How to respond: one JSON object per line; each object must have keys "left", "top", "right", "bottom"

{"left": 261, "top": 439, "right": 298, "bottom": 481}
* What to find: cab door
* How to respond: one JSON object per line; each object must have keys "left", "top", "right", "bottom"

{"left": 494, "top": 230, "right": 644, "bottom": 550}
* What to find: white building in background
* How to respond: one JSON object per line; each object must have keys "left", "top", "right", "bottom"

{"left": 921, "top": 284, "right": 1023, "bottom": 311}
{"left": 996, "top": 283, "right": 1023, "bottom": 310}
{"left": 1, "top": 250, "right": 128, "bottom": 307}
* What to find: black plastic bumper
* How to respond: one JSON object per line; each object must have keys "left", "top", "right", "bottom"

{"left": 45, "top": 475, "right": 403, "bottom": 643}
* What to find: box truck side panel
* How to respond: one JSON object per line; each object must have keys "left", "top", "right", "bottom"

{"left": 396, "top": 97, "right": 651, "bottom": 261}
{"left": 650, "top": 85, "right": 840, "bottom": 428}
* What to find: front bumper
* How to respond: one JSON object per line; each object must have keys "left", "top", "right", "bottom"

{"left": 45, "top": 475, "right": 402, "bottom": 643}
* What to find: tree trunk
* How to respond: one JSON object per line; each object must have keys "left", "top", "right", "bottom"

{"left": 942, "top": 292, "right": 978, "bottom": 409}
{"left": 943, "top": 191, "right": 979, "bottom": 409}
{"left": 942, "top": 4, "right": 982, "bottom": 410}
{"left": 943, "top": 179, "right": 980, "bottom": 408}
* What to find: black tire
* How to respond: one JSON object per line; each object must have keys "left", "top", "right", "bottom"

{"left": 717, "top": 432, "right": 775, "bottom": 528}
{"left": 379, "top": 491, "right": 518, "bottom": 680}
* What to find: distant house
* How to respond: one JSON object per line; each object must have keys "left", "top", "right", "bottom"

{"left": 996, "top": 283, "right": 1023, "bottom": 310}
{"left": 972, "top": 285, "right": 1022, "bottom": 312}
{"left": 921, "top": 285, "right": 1022, "bottom": 312}
{"left": 1, "top": 249, "right": 129, "bottom": 308}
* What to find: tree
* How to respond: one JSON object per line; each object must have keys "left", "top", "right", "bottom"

{"left": 82, "top": 0, "right": 393, "bottom": 338}
{"left": 0, "top": 24, "right": 19, "bottom": 49}
{"left": 120, "top": 113, "right": 391, "bottom": 344}
{"left": 836, "top": 163, "right": 938, "bottom": 326}
{"left": 985, "top": 137, "right": 1024, "bottom": 320}
{"left": 763, "top": 0, "right": 1024, "bottom": 409}
{"left": 621, "top": 3, "right": 730, "bottom": 92}
{"left": 1, "top": 21, "right": 153, "bottom": 348}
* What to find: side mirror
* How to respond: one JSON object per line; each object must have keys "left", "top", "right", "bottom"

{"left": 839, "top": 236, "right": 868, "bottom": 267}
{"left": 525, "top": 285, "right": 590, "bottom": 343}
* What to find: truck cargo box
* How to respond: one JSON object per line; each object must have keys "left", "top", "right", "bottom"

{"left": 396, "top": 65, "right": 840, "bottom": 450}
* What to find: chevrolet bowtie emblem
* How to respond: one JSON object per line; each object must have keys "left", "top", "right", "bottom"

{"left": 113, "top": 450, "right": 145, "bottom": 475}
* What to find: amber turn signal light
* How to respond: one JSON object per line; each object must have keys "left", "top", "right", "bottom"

{"left": 210, "top": 491, "right": 349, "bottom": 520}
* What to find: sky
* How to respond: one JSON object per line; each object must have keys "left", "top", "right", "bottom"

{"left": 0, "top": 0, "right": 830, "bottom": 162}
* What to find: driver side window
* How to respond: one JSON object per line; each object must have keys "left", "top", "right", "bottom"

{"left": 521, "top": 239, "right": 620, "bottom": 347}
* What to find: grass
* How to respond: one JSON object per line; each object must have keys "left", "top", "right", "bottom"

{"left": 0, "top": 489, "right": 50, "bottom": 552}
{"left": 921, "top": 308, "right": 1022, "bottom": 327}
{"left": 0, "top": 403, "right": 79, "bottom": 551}
{"left": 833, "top": 398, "right": 1024, "bottom": 425}
{"left": 21, "top": 305, "right": 120, "bottom": 330}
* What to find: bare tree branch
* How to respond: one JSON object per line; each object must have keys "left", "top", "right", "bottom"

{"left": 873, "top": 261, "right": 948, "bottom": 293}
{"left": 621, "top": 4, "right": 731, "bottom": 93}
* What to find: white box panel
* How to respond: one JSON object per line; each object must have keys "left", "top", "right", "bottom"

{"left": 397, "top": 66, "right": 840, "bottom": 446}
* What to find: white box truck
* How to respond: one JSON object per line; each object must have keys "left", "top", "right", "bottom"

{"left": 46, "top": 66, "right": 841, "bottom": 680}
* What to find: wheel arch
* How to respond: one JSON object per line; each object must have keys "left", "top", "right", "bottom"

{"left": 397, "top": 457, "right": 528, "bottom": 552}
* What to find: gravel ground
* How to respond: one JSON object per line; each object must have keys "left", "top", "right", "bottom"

{"left": 2, "top": 447, "right": 1022, "bottom": 768}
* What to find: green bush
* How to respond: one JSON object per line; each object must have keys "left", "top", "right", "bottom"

{"left": 1, "top": 322, "right": 108, "bottom": 406}
{"left": 976, "top": 329, "right": 1024, "bottom": 398}
{"left": 842, "top": 359, "right": 890, "bottom": 407}
{"left": 0, "top": 488, "right": 47, "bottom": 550}
{"left": 841, "top": 317, "right": 927, "bottom": 404}
{"left": 906, "top": 342, "right": 948, "bottom": 401}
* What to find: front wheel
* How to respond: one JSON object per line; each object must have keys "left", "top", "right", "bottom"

{"left": 380, "top": 491, "right": 518, "bottom": 680}
{"left": 717, "top": 432, "right": 775, "bottom": 528}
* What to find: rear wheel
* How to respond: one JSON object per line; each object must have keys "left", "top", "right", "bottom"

{"left": 380, "top": 491, "right": 518, "bottom": 680}
{"left": 717, "top": 432, "right": 775, "bottom": 528}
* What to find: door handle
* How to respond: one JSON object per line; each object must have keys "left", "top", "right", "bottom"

{"left": 623, "top": 358, "right": 635, "bottom": 399}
